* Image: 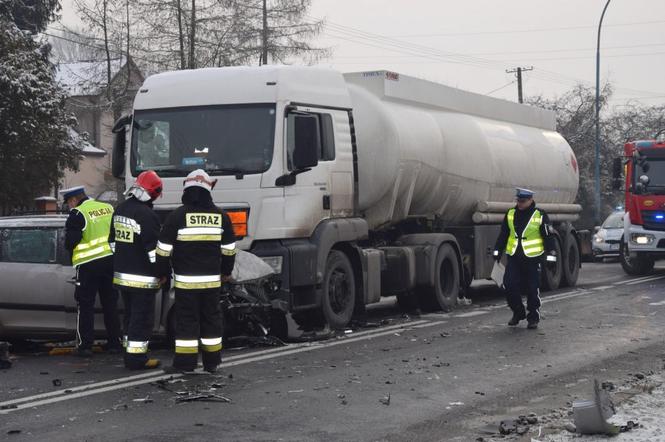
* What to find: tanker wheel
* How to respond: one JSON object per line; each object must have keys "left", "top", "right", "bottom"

{"left": 541, "top": 235, "right": 562, "bottom": 291}
{"left": 620, "top": 238, "right": 654, "bottom": 276}
{"left": 321, "top": 250, "right": 356, "bottom": 330}
{"left": 560, "top": 232, "right": 580, "bottom": 287}
{"left": 419, "top": 244, "right": 459, "bottom": 312}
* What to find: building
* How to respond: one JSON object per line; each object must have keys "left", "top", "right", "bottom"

{"left": 55, "top": 57, "right": 144, "bottom": 203}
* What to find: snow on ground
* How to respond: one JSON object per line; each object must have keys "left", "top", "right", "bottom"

{"left": 539, "top": 377, "right": 665, "bottom": 442}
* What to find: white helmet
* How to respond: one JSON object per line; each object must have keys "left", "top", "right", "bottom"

{"left": 183, "top": 169, "right": 217, "bottom": 192}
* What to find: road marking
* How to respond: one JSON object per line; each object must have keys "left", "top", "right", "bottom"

{"left": 626, "top": 276, "right": 665, "bottom": 286}
{"left": 0, "top": 320, "right": 430, "bottom": 414}
{"left": 614, "top": 275, "right": 664, "bottom": 285}
{"left": 454, "top": 311, "right": 490, "bottom": 318}
{"left": 592, "top": 285, "right": 614, "bottom": 291}
{"left": 649, "top": 300, "right": 665, "bottom": 306}
{"left": 541, "top": 291, "right": 590, "bottom": 304}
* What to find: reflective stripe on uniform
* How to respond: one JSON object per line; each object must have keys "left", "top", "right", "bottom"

{"left": 177, "top": 226, "right": 223, "bottom": 242}
{"left": 73, "top": 236, "right": 109, "bottom": 251}
{"left": 73, "top": 244, "right": 112, "bottom": 262}
{"left": 109, "top": 242, "right": 116, "bottom": 253}
{"left": 113, "top": 272, "right": 160, "bottom": 289}
{"left": 156, "top": 241, "right": 173, "bottom": 257}
{"left": 148, "top": 249, "right": 156, "bottom": 263}
{"left": 221, "top": 242, "right": 237, "bottom": 256}
{"left": 175, "top": 339, "right": 199, "bottom": 354}
{"left": 200, "top": 337, "right": 222, "bottom": 352}
{"left": 126, "top": 340, "right": 149, "bottom": 354}
{"left": 174, "top": 274, "right": 221, "bottom": 290}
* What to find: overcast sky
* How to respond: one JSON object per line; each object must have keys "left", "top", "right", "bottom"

{"left": 58, "top": 0, "right": 665, "bottom": 109}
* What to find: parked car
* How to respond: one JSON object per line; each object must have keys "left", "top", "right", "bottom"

{"left": 592, "top": 211, "right": 625, "bottom": 260}
{"left": 0, "top": 215, "right": 174, "bottom": 341}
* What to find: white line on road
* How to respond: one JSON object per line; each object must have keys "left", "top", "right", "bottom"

{"left": 626, "top": 276, "right": 665, "bottom": 285}
{"left": 592, "top": 285, "right": 615, "bottom": 291}
{"left": 614, "top": 275, "right": 664, "bottom": 285}
{"left": 0, "top": 320, "right": 430, "bottom": 414}
{"left": 454, "top": 311, "right": 490, "bottom": 318}
{"left": 649, "top": 300, "right": 665, "bottom": 306}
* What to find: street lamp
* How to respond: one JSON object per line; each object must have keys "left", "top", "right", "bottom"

{"left": 595, "top": 0, "right": 611, "bottom": 225}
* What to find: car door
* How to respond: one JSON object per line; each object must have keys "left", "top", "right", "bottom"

{"left": 0, "top": 226, "right": 72, "bottom": 336}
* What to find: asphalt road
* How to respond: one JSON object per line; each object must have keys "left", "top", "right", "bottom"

{"left": 3, "top": 261, "right": 665, "bottom": 441}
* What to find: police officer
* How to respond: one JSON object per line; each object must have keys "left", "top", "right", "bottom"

{"left": 493, "top": 188, "right": 556, "bottom": 329}
{"left": 109, "top": 171, "right": 163, "bottom": 370}
{"left": 156, "top": 169, "right": 236, "bottom": 373}
{"left": 61, "top": 186, "right": 122, "bottom": 356}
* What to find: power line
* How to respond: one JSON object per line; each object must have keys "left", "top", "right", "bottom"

{"left": 386, "top": 20, "right": 665, "bottom": 38}
{"left": 485, "top": 80, "right": 517, "bottom": 96}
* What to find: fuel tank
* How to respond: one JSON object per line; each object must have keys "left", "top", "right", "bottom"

{"left": 344, "top": 71, "right": 579, "bottom": 229}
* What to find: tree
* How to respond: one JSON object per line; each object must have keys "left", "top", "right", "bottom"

{"left": 526, "top": 84, "right": 615, "bottom": 228}
{"left": 229, "top": 0, "right": 327, "bottom": 65}
{"left": 0, "top": 16, "right": 82, "bottom": 214}
{"left": 0, "top": 0, "right": 61, "bottom": 33}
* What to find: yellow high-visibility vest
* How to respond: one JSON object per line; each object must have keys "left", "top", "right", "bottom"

{"left": 71, "top": 199, "right": 114, "bottom": 267}
{"left": 505, "top": 208, "right": 545, "bottom": 257}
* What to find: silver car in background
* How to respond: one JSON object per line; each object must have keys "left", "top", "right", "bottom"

{"left": 0, "top": 215, "right": 173, "bottom": 341}
{"left": 592, "top": 211, "right": 625, "bottom": 261}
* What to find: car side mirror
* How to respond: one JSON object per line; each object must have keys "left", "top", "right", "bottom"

{"left": 111, "top": 115, "right": 131, "bottom": 178}
{"left": 293, "top": 114, "right": 319, "bottom": 170}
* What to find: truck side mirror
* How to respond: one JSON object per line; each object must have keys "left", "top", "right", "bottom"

{"left": 293, "top": 114, "right": 319, "bottom": 170}
{"left": 111, "top": 115, "right": 131, "bottom": 178}
{"left": 611, "top": 157, "right": 623, "bottom": 191}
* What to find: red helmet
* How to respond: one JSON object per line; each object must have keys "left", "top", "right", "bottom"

{"left": 135, "top": 170, "right": 163, "bottom": 200}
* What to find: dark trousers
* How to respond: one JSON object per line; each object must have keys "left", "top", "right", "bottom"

{"left": 503, "top": 255, "right": 541, "bottom": 323}
{"left": 121, "top": 289, "right": 156, "bottom": 369}
{"left": 173, "top": 288, "right": 223, "bottom": 371}
{"left": 75, "top": 256, "right": 121, "bottom": 349}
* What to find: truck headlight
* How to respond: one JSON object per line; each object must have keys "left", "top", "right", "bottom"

{"left": 261, "top": 256, "right": 283, "bottom": 274}
{"left": 630, "top": 233, "right": 655, "bottom": 245}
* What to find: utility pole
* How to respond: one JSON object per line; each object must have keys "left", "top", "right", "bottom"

{"left": 261, "top": 0, "right": 268, "bottom": 65}
{"left": 506, "top": 66, "right": 533, "bottom": 103}
{"left": 595, "top": 0, "right": 611, "bottom": 225}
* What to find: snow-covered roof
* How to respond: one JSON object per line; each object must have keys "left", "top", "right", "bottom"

{"left": 56, "top": 57, "right": 128, "bottom": 96}
{"left": 68, "top": 127, "right": 106, "bottom": 156}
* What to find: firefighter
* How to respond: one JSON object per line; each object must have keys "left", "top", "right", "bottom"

{"left": 493, "top": 188, "right": 557, "bottom": 329}
{"left": 156, "top": 169, "right": 236, "bottom": 373}
{"left": 109, "top": 171, "right": 163, "bottom": 370}
{"left": 61, "top": 186, "right": 122, "bottom": 356}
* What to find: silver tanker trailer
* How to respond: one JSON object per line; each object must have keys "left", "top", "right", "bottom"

{"left": 112, "top": 66, "right": 585, "bottom": 330}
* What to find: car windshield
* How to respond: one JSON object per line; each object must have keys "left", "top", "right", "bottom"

{"left": 602, "top": 213, "right": 624, "bottom": 229}
{"left": 130, "top": 104, "right": 276, "bottom": 177}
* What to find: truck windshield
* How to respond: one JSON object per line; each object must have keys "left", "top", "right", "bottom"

{"left": 130, "top": 104, "right": 276, "bottom": 177}
{"left": 635, "top": 157, "right": 665, "bottom": 194}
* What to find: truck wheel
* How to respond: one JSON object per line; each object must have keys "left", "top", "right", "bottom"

{"left": 321, "top": 250, "right": 356, "bottom": 330}
{"left": 541, "top": 236, "right": 562, "bottom": 291}
{"left": 620, "top": 239, "right": 654, "bottom": 275}
{"left": 419, "top": 243, "right": 459, "bottom": 312}
{"left": 560, "top": 232, "right": 580, "bottom": 287}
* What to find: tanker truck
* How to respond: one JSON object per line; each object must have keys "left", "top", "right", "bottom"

{"left": 111, "top": 66, "right": 583, "bottom": 330}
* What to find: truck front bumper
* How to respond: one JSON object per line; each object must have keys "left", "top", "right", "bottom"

{"left": 626, "top": 224, "right": 665, "bottom": 255}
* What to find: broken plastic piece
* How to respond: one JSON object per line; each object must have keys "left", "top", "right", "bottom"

{"left": 572, "top": 379, "right": 619, "bottom": 435}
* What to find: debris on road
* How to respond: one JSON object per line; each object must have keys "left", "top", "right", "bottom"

{"left": 572, "top": 379, "right": 619, "bottom": 435}
{"left": 379, "top": 393, "right": 391, "bottom": 406}
{"left": 0, "top": 342, "right": 12, "bottom": 369}
{"left": 175, "top": 393, "right": 231, "bottom": 403}
{"left": 52, "top": 379, "right": 62, "bottom": 387}
{"left": 132, "top": 396, "right": 154, "bottom": 403}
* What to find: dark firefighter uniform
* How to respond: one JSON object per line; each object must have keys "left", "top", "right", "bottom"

{"left": 156, "top": 171, "right": 236, "bottom": 373}
{"left": 493, "top": 188, "right": 556, "bottom": 329}
{"left": 62, "top": 186, "right": 122, "bottom": 354}
{"left": 109, "top": 195, "right": 162, "bottom": 369}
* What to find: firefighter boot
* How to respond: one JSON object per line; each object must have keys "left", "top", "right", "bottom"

{"left": 508, "top": 312, "right": 526, "bottom": 326}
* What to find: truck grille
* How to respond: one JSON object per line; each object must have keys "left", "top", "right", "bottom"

{"left": 641, "top": 210, "right": 665, "bottom": 231}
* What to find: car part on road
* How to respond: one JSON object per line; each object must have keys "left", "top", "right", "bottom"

{"left": 572, "top": 379, "right": 619, "bottom": 435}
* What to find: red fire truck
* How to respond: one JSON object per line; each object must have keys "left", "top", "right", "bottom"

{"left": 615, "top": 133, "right": 665, "bottom": 275}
